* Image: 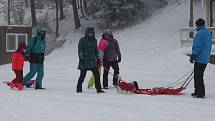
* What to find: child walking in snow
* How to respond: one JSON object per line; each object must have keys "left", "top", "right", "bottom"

{"left": 9, "top": 42, "right": 27, "bottom": 90}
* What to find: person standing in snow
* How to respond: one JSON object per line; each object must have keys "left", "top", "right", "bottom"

{"left": 190, "top": 18, "right": 212, "bottom": 98}
{"left": 103, "top": 29, "right": 121, "bottom": 89}
{"left": 23, "top": 27, "right": 46, "bottom": 89}
{"left": 8, "top": 42, "right": 27, "bottom": 89}
{"left": 77, "top": 27, "right": 105, "bottom": 93}
{"left": 87, "top": 30, "right": 109, "bottom": 88}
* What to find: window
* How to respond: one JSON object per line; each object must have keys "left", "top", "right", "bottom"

{"left": 6, "top": 35, "right": 16, "bottom": 51}
{"left": 6, "top": 33, "right": 28, "bottom": 52}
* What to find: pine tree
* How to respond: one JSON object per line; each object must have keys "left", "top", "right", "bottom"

{"left": 8, "top": 0, "right": 11, "bottom": 25}
{"left": 72, "top": 0, "right": 81, "bottom": 29}
{"left": 30, "top": 0, "right": 37, "bottom": 27}
{"left": 59, "top": 0, "right": 65, "bottom": 20}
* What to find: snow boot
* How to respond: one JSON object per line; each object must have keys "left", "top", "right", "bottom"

{"left": 191, "top": 93, "right": 205, "bottom": 98}
{"left": 191, "top": 93, "right": 196, "bottom": 96}
{"left": 103, "top": 87, "right": 109, "bottom": 89}
{"left": 9, "top": 82, "right": 16, "bottom": 89}
{"left": 77, "top": 90, "right": 82, "bottom": 93}
{"left": 35, "top": 83, "right": 45, "bottom": 90}
{"left": 17, "top": 83, "right": 23, "bottom": 91}
{"left": 35, "top": 87, "right": 45, "bottom": 90}
{"left": 97, "top": 90, "right": 105, "bottom": 93}
{"left": 192, "top": 95, "right": 205, "bottom": 98}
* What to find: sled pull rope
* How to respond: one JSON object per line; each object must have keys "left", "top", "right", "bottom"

{"left": 170, "top": 70, "right": 194, "bottom": 89}
{"left": 176, "top": 70, "right": 194, "bottom": 89}
{"left": 181, "top": 71, "right": 194, "bottom": 89}
{"left": 165, "top": 68, "right": 194, "bottom": 88}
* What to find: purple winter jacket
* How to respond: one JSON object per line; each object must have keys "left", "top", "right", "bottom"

{"left": 103, "top": 38, "right": 121, "bottom": 61}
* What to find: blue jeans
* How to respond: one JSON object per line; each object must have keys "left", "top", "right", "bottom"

{"left": 24, "top": 63, "right": 44, "bottom": 88}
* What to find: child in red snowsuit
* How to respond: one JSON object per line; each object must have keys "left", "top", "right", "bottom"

{"left": 118, "top": 80, "right": 139, "bottom": 93}
{"left": 9, "top": 42, "right": 27, "bottom": 89}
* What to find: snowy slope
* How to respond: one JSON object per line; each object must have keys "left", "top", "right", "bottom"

{"left": 1, "top": 2, "right": 215, "bottom": 121}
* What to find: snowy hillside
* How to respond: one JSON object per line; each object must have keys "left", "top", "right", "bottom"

{"left": 1, "top": 2, "right": 215, "bottom": 121}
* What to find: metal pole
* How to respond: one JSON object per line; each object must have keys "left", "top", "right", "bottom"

{"left": 201, "top": 0, "right": 204, "bottom": 18}
{"left": 210, "top": 0, "right": 213, "bottom": 27}
{"left": 189, "top": 0, "right": 194, "bottom": 38}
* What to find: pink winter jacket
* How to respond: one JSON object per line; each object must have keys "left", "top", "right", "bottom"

{"left": 97, "top": 38, "right": 108, "bottom": 65}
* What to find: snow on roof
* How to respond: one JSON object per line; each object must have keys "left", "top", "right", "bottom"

{"left": 0, "top": 25, "right": 31, "bottom": 27}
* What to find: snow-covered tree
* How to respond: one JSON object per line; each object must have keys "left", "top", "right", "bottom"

{"left": 11, "top": 0, "right": 25, "bottom": 25}
{"left": 84, "top": 0, "right": 168, "bottom": 28}
{"left": 85, "top": 0, "right": 147, "bottom": 28}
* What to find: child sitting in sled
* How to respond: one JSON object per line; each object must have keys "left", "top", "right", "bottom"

{"left": 117, "top": 79, "right": 139, "bottom": 93}
{"left": 8, "top": 42, "right": 27, "bottom": 90}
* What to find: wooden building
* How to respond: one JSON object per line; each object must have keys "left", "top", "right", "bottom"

{"left": 0, "top": 25, "right": 32, "bottom": 65}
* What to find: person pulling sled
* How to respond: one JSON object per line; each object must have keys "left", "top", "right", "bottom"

{"left": 189, "top": 18, "right": 212, "bottom": 98}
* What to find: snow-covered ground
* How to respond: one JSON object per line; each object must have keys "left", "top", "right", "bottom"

{"left": 1, "top": 2, "right": 215, "bottom": 121}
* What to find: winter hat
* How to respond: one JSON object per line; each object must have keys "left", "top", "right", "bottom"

{"left": 88, "top": 28, "right": 94, "bottom": 33}
{"left": 36, "top": 27, "right": 46, "bottom": 35}
{"left": 85, "top": 27, "right": 95, "bottom": 38}
{"left": 85, "top": 27, "right": 95, "bottom": 33}
{"left": 17, "top": 42, "right": 27, "bottom": 51}
{"left": 102, "top": 29, "right": 113, "bottom": 38}
{"left": 195, "top": 18, "right": 205, "bottom": 27}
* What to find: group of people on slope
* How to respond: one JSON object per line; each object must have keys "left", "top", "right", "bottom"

{"left": 7, "top": 18, "right": 212, "bottom": 98}
{"left": 77, "top": 27, "right": 121, "bottom": 93}
{"left": 76, "top": 18, "right": 212, "bottom": 98}
{"left": 9, "top": 26, "right": 122, "bottom": 93}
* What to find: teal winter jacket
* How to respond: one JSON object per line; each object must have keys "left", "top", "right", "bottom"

{"left": 25, "top": 27, "right": 46, "bottom": 56}
{"left": 78, "top": 27, "right": 99, "bottom": 70}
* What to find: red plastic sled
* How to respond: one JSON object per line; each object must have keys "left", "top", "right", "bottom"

{"left": 134, "top": 87, "right": 184, "bottom": 95}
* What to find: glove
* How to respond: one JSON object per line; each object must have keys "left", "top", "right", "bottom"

{"left": 189, "top": 54, "right": 197, "bottom": 63}
{"left": 117, "top": 57, "right": 121, "bottom": 63}
{"left": 100, "top": 60, "right": 103, "bottom": 66}
{"left": 98, "top": 51, "right": 103, "bottom": 60}
{"left": 96, "top": 59, "right": 103, "bottom": 67}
